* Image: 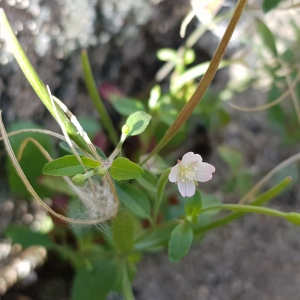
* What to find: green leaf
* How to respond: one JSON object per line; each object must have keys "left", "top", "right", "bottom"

{"left": 153, "top": 168, "right": 171, "bottom": 220}
{"left": 173, "top": 60, "right": 230, "bottom": 92}
{"left": 72, "top": 257, "right": 120, "bottom": 300}
{"left": 135, "top": 170, "right": 158, "bottom": 192}
{"left": 81, "top": 50, "right": 119, "bottom": 146}
{"left": 185, "top": 191, "right": 202, "bottom": 223}
{"left": 256, "top": 19, "right": 278, "bottom": 57}
{"left": 82, "top": 157, "right": 101, "bottom": 168}
{"left": 111, "top": 97, "right": 145, "bottom": 116}
{"left": 263, "top": 0, "right": 282, "bottom": 13}
{"left": 6, "top": 121, "right": 54, "bottom": 198}
{"left": 39, "top": 176, "right": 76, "bottom": 196}
{"left": 110, "top": 157, "right": 144, "bottom": 181}
{"left": 168, "top": 223, "right": 193, "bottom": 262}
{"left": 125, "top": 111, "right": 152, "bottom": 137}
{"left": 5, "top": 225, "right": 54, "bottom": 249}
{"left": 112, "top": 211, "right": 135, "bottom": 253}
{"left": 43, "top": 155, "right": 88, "bottom": 176}
{"left": 134, "top": 221, "right": 177, "bottom": 251}
{"left": 218, "top": 145, "right": 242, "bottom": 173}
{"left": 116, "top": 182, "right": 151, "bottom": 220}
{"left": 59, "top": 141, "right": 86, "bottom": 156}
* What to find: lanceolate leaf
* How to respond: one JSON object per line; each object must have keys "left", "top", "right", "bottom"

{"left": 81, "top": 157, "right": 101, "bottom": 168}
{"left": 256, "top": 19, "right": 278, "bottom": 57}
{"left": 110, "top": 157, "right": 144, "bottom": 181}
{"left": 43, "top": 155, "right": 89, "bottom": 176}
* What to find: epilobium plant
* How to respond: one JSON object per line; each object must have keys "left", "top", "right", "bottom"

{"left": 2, "top": 1, "right": 300, "bottom": 299}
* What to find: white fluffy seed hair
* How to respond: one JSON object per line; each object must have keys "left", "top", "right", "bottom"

{"left": 69, "top": 175, "right": 119, "bottom": 222}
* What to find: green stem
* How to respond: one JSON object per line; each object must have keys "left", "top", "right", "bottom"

{"left": 194, "top": 177, "right": 292, "bottom": 234}
{"left": 200, "top": 204, "right": 287, "bottom": 219}
{"left": 81, "top": 50, "right": 119, "bottom": 146}
{"left": 121, "top": 258, "right": 135, "bottom": 300}
{"left": 141, "top": 0, "right": 248, "bottom": 165}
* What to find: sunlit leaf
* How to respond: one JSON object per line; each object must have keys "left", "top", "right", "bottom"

{"left": 110, "top": 157, "right": 144, "bottom": 181}
{"left": 125, "top": 111, "right": 152, "bottom": 137}
{"left": 43, "top": 155, "right": 88, "bottom": 176}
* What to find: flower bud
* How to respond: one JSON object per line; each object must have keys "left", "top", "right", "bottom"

{"left": 72, "top": 174, "right": 86, "bottom": 185}
{"left": 121, "top": 125, "right": 130, "bottom": 135}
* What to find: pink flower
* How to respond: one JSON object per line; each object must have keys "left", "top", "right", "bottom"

{"left": 169, "top": 152, "right": 215, "bottom": 197}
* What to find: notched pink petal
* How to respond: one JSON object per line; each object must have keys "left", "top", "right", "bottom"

{"left": 168, "top": 164, "right": 180, "bottom": 182}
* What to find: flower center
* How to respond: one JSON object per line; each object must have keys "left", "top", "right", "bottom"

{"left": 179, "top": 164, "right": 195, "bottom": 181}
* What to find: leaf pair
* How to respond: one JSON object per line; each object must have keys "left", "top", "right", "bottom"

{"left": 44, "top": 155, "right": 144, "bottom": 181}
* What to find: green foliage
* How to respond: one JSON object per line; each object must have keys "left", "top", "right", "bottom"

{"left": 168, "top": 222, "right": 194, "bottom": 262}
{"left": 110, "top": 157, "right": 144, "bottom": 181}
{"left": 185, "top": 191, "right": 202, "bottom": 223}
{"left": 43, "top": 155, "right": 90, "bottom": 176}
{"left": 256, "top": 19, "right": 278, "bottom": 56}
{"left": 112, "top": 97, "right": 146, "bottom": 116}
{"left": 112, "top": 212, "right": 135, "bottom": 253}
{"left": 262, "top": 0, "right": 282, "bottom": 12}
{"left": 124, "top": 111, "right": 152, "bottom": 137}
{"left": 72, "top": 252, "right": 121, "bottom": 300}
{"left": 117, "top": 182, "right": 152, "bottom": 221}
{"left": 7, "top": 121, "right": 54, "bottom": 198}
{"left": 5, "top": 225, "right": 55, "bottom": 249}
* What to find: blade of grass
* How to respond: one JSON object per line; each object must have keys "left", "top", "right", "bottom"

{"left": 81, "top": 50, "right": 119, "bottom": 146}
